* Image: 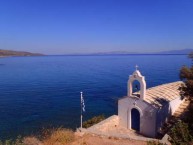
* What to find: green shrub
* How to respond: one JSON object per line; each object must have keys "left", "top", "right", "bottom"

{"left": 83, "top": 115, "right": 105, "bottom": 128}
{"left": 169, "top": 121, "right": 192, "bottom": 145}
{"left": 0, "top": 136, "right": 24, "bottom": 145}
{"left": 147, "top": 141, "right": 164, "bottom": 145}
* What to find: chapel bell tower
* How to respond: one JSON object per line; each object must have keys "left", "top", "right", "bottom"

{"left": 127, "top": 66, "right": 146, "bottom": 100}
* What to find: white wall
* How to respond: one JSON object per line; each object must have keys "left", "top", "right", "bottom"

{"left": 118, "top": 97, "right": 157, "bottom": 137}
{"left": 170, "top": 96, "right": 184, "bottom": 115}
{"left": 155, "top": 96, "right": 184, "bottom": 134}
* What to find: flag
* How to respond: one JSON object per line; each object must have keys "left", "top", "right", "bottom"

{"left": 81, "top": 92, "right": 85, "bottom": 112}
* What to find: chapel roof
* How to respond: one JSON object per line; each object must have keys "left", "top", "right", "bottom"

{"left": 141, "top": 81, "right": 184, "bottom": 108}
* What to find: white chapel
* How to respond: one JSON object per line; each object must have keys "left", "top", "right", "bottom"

{"left": 118, "top": 67, "right": 184, "bottom": 137}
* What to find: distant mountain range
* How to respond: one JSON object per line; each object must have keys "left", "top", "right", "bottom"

{"left": 0, "top": 48, "right": 193, "bottom": 56}
{"left": 0, "top": 49, "right": 43, "bottom": 57}
{"left": 157, "top": 48, "right": 193, "bottom": 54}
{"left": 82, "top": 48, "right": 193, "bottom": 55}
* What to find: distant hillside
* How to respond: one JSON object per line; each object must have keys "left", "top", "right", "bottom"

{"left": 83, "top": 48, "right": 193, "bottom": 55}
{"left": 158, "top": 48, "right": 193, "bottom": 55}
{"left": 0, "top": 49, "right": 44, "bottom": 57}
{"left": 92, "top": 51, "right": 139, "bottom": 55}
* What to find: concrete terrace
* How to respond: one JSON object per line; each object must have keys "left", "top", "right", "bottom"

{"left": 81, "top": 115, "right": 158, "bottom": 142}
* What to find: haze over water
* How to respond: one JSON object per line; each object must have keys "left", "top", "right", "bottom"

{"left": 0, "top": 55, "right": 190, "bottom": 139}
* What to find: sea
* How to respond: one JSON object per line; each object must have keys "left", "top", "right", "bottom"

{"left": 0, "top": 55, "right": 191, "bottom": 139}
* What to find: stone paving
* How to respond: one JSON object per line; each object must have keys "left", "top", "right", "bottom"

{"left": 81, "top": 115, "right": 159, "bottom": 142}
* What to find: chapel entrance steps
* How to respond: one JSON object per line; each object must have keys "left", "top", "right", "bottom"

{"left": 157, "top": 98, "right": 190, "bottom": 138}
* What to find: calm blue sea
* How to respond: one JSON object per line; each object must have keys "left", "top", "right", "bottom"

{"left": 0, "top": 55, "right": 191, "bottom": 139}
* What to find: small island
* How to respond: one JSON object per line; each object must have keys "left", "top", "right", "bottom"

{"left": 0, "top": 49, "right": 44, "bottom": 57}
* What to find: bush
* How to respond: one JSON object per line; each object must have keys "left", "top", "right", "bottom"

{"left": 147, "top": 141, "right": 164, "bottom": 145}
{"left": 0, "top": 136, "right": 24, "bottom": 145}
{"left": 83, "top": 115, "right": 105, "bottom": 128}
{"left": 169, "top": 121, "right": 192, "bottom": 145}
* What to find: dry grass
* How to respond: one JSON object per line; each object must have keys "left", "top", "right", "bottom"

{"left": 21, "top": 128, "right": 147, "bottom": 145}
{"left": 23, "top": 137, "right": 43, "bottom": 145}
{"left": 42, "top": 128, "right": 75, "bottom": 145}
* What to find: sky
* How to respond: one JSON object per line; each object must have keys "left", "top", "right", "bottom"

{"left": 0, "top": 0, "right": 193, "bottom": 55}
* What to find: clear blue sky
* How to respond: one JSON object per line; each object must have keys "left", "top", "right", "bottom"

{"left": 0, "top": 0, "right": 193, "bottom": 54}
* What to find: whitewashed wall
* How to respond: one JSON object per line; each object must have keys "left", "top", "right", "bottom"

{"left": 170, "top": 96, "right": 184, "bottom": 115}
{"left": 118, "top": 97, "right": 157, "bottom": 137}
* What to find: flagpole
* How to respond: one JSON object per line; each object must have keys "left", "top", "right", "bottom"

{"left": 80, "top": 91, "right": 83, "bottom": 130}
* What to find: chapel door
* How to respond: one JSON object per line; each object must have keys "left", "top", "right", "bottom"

{"left": 131, "top": 108, "right": 140, "bottom": 131}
